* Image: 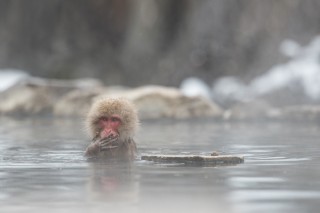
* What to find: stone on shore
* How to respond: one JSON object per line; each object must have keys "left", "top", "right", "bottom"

{"left": 0, "top": 77, "right": 102, "bottom": 116}
{"left": 53, "top": 86, "right": 129, "bottom": 116}
{"left": 223, "top": 99, "right": 281, "bottom": 121}
{"left": 0, "top": 83, "right": 52, "bottom": 115}
{"left": 4, "top": 76, "right": 320, "bottom": 122}
{"left": 118, "top": 85, "right": 223, "bottom": 119}
{"left": 55, "top": 85, "right": 223, "bottom": 119}
{"left": 280, "top": 105, "right": 320, "bottom": 121}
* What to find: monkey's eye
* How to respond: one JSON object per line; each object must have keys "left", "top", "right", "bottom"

{"left": 100, "top": 117, "right": 108, "bottom": 122}
{"left": 111, "top": 117, "right": 120, "bottom": 122}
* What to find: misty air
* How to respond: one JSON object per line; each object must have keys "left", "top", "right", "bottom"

{"left": 1, "top": 1, "right": 320, "bottom": 213}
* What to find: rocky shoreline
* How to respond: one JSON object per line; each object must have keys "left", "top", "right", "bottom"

{"left": 1, "top": 76, "right": 320, "bottom": 122}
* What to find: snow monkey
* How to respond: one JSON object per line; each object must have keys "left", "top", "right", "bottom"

{"left": 85, "top": 97, "right": 139, "bottom": 160}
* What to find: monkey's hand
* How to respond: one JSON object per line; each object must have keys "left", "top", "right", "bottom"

{"left": 85, "top": 135, "right": 120, "bottom": 157}
{"left": 98, "top": 134, "right": 120, "bottom": 151}
{"left": 85, "top": 142, "right": 100, "bottom": 157}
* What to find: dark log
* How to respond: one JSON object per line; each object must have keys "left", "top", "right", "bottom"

{"left": 141, "top": 154, "right": 244, "bottom": 166}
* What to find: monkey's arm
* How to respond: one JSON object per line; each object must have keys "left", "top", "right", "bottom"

{"left": 124, "top": 138, "right": 137, "bottom": 160}
{"left": 129, "top": 138, "right": 137, "bottom": 153}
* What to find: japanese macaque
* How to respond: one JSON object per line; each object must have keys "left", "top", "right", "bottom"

{"left": 85, "top": 97, "right": 139, "bottom": 160}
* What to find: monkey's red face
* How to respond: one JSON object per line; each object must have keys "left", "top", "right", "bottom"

{"left": 98, "top": 115, "right": 122, "bottom": 139}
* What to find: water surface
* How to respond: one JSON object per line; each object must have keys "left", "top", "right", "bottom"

{"left": 1, "top": 117, "right": 320, "bottom": 213}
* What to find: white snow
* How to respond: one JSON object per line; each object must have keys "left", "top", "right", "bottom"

{"left": 0, "top": 69, "right": 29, "bottom": 91}
{"left": 180, "top": 77, "right": 211, "bottom": 99}
{"left": 212, "top": 36, "right": 320, "bottom": 102}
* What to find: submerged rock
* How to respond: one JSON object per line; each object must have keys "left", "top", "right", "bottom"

{"left": 141, "top": 154, "right": 244, "bottom": 166}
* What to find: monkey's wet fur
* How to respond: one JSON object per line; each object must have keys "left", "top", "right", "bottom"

{"left": 85, "top": 98, "right": 139, "bottom": 161}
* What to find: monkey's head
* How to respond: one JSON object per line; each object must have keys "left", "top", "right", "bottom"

{"left": 86, "top": 97, "right": 139, "bottom": 141}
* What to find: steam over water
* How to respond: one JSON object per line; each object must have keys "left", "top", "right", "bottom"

{"left": 1, "top": 36, "right": 320, "bottom": 212}
{"left": 1, "top": 117, "right": 320, "bottom": 213}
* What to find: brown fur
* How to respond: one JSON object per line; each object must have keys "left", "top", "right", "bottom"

{"left": 85, "top": 97, "right": 139, "bottom": 160}
{"left": 86, "top": 97, "right": 139, "bottom": 141}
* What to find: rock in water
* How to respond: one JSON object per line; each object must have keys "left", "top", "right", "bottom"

{"left": 141, "top": 154, "right": 244, "bottom": 166}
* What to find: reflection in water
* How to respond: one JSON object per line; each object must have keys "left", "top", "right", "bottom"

{"left": 1, "top": 117, "right": 320, "bottom": 212}
{"left": 86, "top": 161, "right": 139, "bottom": 203}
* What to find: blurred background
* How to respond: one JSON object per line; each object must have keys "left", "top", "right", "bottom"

{"left": 0, "top": 0, "right": 319, "bottom": 87}
{"left": 2, "top": 2, "right": 320, "bottom": 212}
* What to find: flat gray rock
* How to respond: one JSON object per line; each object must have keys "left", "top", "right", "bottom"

{"left": 141, "top": 154, "right": 244, "bottom": 166}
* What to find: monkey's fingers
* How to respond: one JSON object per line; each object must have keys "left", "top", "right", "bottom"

{"left": 100, "top": 137, "right": 119, "bottom": 150}
{"left": 100, "top": 145, "right": 119, "bottom": 150}
{"left": 100, "top": 136, "right": 119, "bottom": 145}
{"left": 109, "top": 146, "right": 118, "bottom": 149}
